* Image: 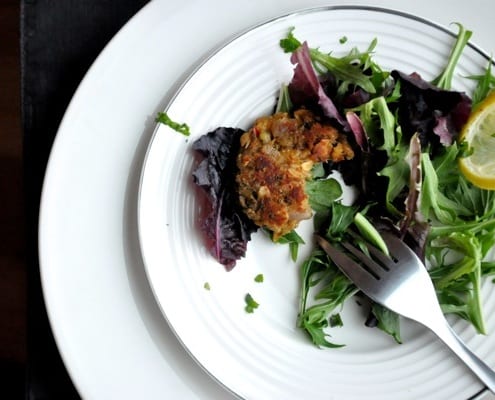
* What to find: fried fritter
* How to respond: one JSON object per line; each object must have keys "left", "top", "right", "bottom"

{"left": 236, "top": 109, "right": 354, "bottom": 239}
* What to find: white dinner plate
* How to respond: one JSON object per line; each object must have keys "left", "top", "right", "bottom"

{"left": 38, "top": 0, "right": 495, "bottom": 399}
{"left": 138, "top": 6, "right": 495, "bottom": 400}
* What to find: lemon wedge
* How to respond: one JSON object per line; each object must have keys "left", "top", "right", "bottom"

{"left": 459, "top": 91, "right": 495, "bottom": 190}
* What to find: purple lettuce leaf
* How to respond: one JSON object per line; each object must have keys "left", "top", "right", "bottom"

{"left": 288, "top": 42, "right": 348, "bottom": 127}
{"left": 192, "top": 127, "right": 257, "bottom": 270}
{"left": 341, "top": 87, "right": 371, "bottom": 109}
{"left": 391, "top": 70, "right": 471, "bottom": 151}
{"left": 433, "top": 113, "right": 454, "bottom": 146}
{"left": 346, "top": 111, "right": 369, "bottom": 152}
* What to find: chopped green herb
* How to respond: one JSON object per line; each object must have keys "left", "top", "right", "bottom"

{"left": 339, "top": 36, "right": 348, "bottom": 44}
{"left": 254, "top": 274, "right": 264, "bottom": 283}
{"left": 156, "top": 112, "right": 190, "bottom": 136}
{"left": 203, "top": 282, "right": 211, "bottom": 291}
{"left": 279, "top": 27, "right": 301, "bottom": 53}
{"left": 244, "top": 293, "right": 259, "bottom": 313}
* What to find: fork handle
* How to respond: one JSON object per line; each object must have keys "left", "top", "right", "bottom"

{"left": 431, "top": 319, "right": 495, "bottom": 393}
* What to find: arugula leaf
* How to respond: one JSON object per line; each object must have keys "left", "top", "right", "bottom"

{"left": 429, "top": 232, "right": 485, "bottom": 333}
{"left": 470, "top": 58, "right": 494, "bottom": 108}
{"left": 482, "top": 261, "right": 495, "bottom": 279}
{"left": 325, "top": 202, "right": 358, "bottom": 240}
{"left": 419, "top": 141, "right": 495, "bottom": 333}
{"left": 299, "top": 249, "right": 328, "bottom": 316}
{"left": 421, "top": 145, "right": 494, "bottom": 225}
{"left": 305, "top": 178, "right": 343, "bottom": 213}
{"left": 379, "top": 148, "right": 410, "bottom": 216}
{"left": 371, "top": 303, "right": 402, "bottom": 343}
{"left": 297, "top": 249, "right": 357, "bottom": 348}
{"left": 420, "top": 153, "right": 460, "bottom": 224}
{"left": 275, "top": 84, "right": 293, "bottom": 113}
{"left": 275, "top": 230, "right": 305, "bottom": 261}
{"left": 300, "top": 318, "right": 344, "bottom": 348}
{"left": 353, "top": 212, "right": 389, "bottom": 256}
{"left": 354, "top": 97, "right": 394, "bottom": 150}
{"left": 300, "top": 203, "right": 399, "bottom": 346}
{"left": 431, "top": 23, "right": 472, "bottom": 90}
{"left": 156, "top": 112, "right": 191, "bottom": 136}
{"left": 354, "top": 96, "right": 409, "bottom": 214}
{"left": 429, "top": 232, "right": 481, "bottom": 288}
{"left": 309, "top": 41, "right": 377, "bottom": 94}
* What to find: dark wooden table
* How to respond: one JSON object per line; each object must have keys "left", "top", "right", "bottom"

{"left": 16, "top": 2, "right": 148, "bottom": 398}
{"left": 1, "top": 1, "right": 25, "bottom": 398}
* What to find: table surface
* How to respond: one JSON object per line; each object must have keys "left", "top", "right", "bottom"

{"left": 1, "top": 1, "right": 25, "bottom": 397}
{"left": 21, "top": 1, "right": 149, "bottom": 398}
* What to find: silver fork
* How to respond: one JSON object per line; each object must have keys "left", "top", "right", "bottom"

{"left": 316, "top": 231, "right": 495, "bottom": 393}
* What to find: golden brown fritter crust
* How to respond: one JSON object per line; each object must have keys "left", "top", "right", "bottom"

{"left": 236, "top": 109, "right": 354, "bottom": 239}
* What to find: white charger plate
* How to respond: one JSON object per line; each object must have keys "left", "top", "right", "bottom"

{"left": 138, "top": 6, "right": 495, "bottom": 400}
{"left": 38, "top": 0, "right": 495, "bottom": 399}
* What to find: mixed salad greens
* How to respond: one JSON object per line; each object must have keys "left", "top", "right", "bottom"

{"left": 281, "top": 25, "right": 495, "bottom": 347}
{"left": 188, "top": 24, "right": 495, "bottom": 347}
